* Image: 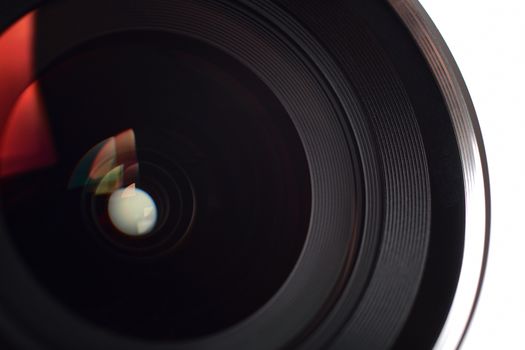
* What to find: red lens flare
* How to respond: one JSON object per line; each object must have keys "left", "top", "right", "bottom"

{"left": 0, "top": 82, "right": 57, "bottom": 177}
{"left": 0, "top": 12, "right": 58, "bottom": 177}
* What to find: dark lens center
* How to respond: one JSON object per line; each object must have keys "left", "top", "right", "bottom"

{"left": 0, "top": 32, "right": 311, "bottom": 340}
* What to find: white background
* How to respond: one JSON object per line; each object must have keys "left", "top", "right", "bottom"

{"left": 419, "top": 1, "right": 525, "bottom": 349}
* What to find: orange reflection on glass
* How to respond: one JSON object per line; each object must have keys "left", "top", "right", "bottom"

{"left": 0, "top": 82, "right": 57, "bottom": 177}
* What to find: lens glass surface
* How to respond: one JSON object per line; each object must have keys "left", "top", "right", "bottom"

{"left": 0, "top": 32, "right": 311, "bottom": 340}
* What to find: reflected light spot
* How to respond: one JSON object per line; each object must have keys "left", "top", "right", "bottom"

{"left": 108, "top": 183, "right": 158, "bottom": 236}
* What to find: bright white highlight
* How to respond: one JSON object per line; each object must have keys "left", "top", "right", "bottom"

{"left": 108, "top": 183, "right": 158, "bottom": 236}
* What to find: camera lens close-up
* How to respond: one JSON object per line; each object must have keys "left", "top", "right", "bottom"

{"left": 0, "top": 0, "right": 490, "bottom": 349}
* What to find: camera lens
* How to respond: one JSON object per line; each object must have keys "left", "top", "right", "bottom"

{"left": 0, "top": 0, "right": 489, "bottom": 349}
